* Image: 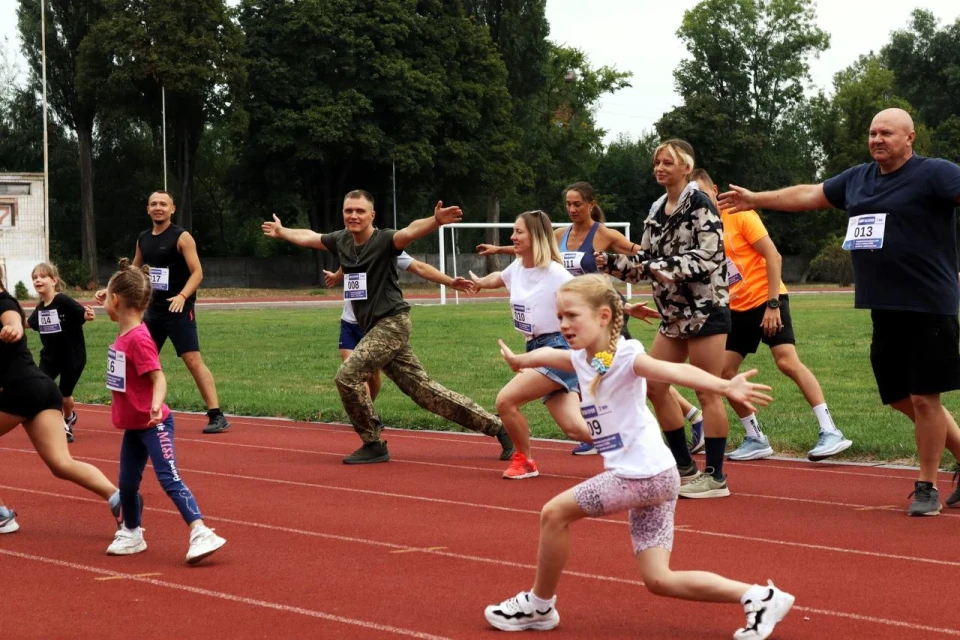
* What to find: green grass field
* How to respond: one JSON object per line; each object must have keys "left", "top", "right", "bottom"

{"left": 62, "top": 294, "right": 959, "bottom": 467}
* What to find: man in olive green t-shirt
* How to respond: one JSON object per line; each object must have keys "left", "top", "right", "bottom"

{"left": 262, "top": 189, "right": 514, "bottom": 464}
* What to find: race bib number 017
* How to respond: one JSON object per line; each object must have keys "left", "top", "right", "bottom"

{"left": 149, "top": 267, "right": 170, "bottom": 291}
{"left": 581, "top": 403, "right": 624, "bottom": 452}
{"left": 344, "top": 273, "right": 368, "bottom": 301}
{"left": 842, "top": 213, "right": 886, "bottom": 251}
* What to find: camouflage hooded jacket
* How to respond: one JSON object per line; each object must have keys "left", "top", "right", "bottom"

{"left": 602, "top": 182, "right": 729, "bottom": 338}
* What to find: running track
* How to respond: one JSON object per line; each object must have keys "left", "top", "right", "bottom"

{"left": 2, "top": 405, "right": 957, "bottom": 639}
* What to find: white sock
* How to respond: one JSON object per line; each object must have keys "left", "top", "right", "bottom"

{"left": 109, "top": 490, "right": 121, "bottom": 509}
{"left": 812, "top": 403, "right": 840, "bottom": 434}
{"left": 741, "top": 583, "right": 769, "bottom": 605}
{"left": 684, "top": 405, "right": 700, "bottom": 421}
{"left": 529, "top": 591, "right": 556, "bottom": 611}
{"left": 740, "top": 414, "right": 763, "bottom": 440}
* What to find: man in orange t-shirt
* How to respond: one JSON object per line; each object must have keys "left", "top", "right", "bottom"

{"left": 692, "top": 170, "right": 852, "bottom": 462}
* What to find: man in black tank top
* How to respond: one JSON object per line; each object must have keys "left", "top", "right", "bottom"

{"left": 97, "top": 191, "right": 229, "bottom": 434}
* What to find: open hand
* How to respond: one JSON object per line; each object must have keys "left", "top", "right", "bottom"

{"left": 498, "top": 338, "right": 524, "bottom": 372}
{"left": 324, "top": 269, "right": 343, "bottom": 288}
{"left": 717, "top": 185, "right": 756, "bottom": 213}
{"left": 450, "top": 277, "right": 478, "bottom": 294}
{"left": 434, "top": 201, "right": 464, "bottom": 226}
{"left": 261, "top": 213, "right": 285, "bottom": 238}
{"left": 167, "top": 293, "right": 186, "bottom": 313}
{"left": 0, "top": 323, "right": 23, "bottom": 343}
{"left": 761, "top": 307, "right": 782, "bottom": 337}
{"left": 623, "top": 301, "right": 661, "bottom": 324}
{"left": 476, "top": 244, "right": 500, "bottom": 256}
{"left": 724, "top": 369, "right": 773, "bottom": 413}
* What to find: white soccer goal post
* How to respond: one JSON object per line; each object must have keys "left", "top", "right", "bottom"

{"left": 437, "top": 222, "right": 633, "bottom": 304}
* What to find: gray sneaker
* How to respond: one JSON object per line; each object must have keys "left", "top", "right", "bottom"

{"left": 677, "top": 461, "right": 701, "bottom": 485}
{"left": 945, "top": 466, "right": 960, "bottom": 509}
{"left": 907, "top": 481, "right": 941, "bottom": 516}
{"left": 343, "top": 440, "right": 390, "bottom": 465}
{"left": 679, "top": 468, "right": 730, "bottom": 499}
{"left": 203, "top": 413, "right": 231, "bottom": 434}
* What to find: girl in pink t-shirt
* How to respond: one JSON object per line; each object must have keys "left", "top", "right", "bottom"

{"left": 102, "top": 259, "right": 226, "bottom": 564}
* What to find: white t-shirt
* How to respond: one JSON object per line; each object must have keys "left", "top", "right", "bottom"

{"left": 501, "top": 259, "right": 573, "bottom": 338}
{"left": 341, "top": 252, "right": 415, "bottom": 324}
{"left": 570, "top": 337, "right": 676, "bottom": 479}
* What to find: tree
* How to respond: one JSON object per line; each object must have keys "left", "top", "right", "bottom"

{"left": 591, "top": 132, "right": 661, "bottom": 228}
{"left": 91, "top": 0, "right": 245, "bottom": 233}
{"left": 17, "top": 0, "right": 108, "bottom": 280}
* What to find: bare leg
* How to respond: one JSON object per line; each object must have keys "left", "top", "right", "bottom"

{"left": 770, "top": 344, "right": 826, "bottom": 408}
{"left": 647, "top": 334, "right": 688, "bottom": 432}
{"left": 531, "top": 489, "right": 588, "bottom": 599}
{"left": 62, "top": 395, "right": 75, "bottom": 420}
{"left": 688, "top": 334, "right": 729, "bottom": 439}
{"left": 636, "top": 547, "right": 748, "bottom": 602}
{"left": 721, "top": 351, "right": 752, "bottom": 419}
{"left": 495, "top": 371, "right": 566, "bottom": 458}
{"left": 544, "top": 392, "right": 591, "bottom": 443}
{"left": 911, "top": 394, "right": 950, "bottom": 483}
{"left": 181, "top": 351, "right": 220, "bottom": 410}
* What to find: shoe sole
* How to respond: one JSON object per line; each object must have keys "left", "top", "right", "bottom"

{"left": 485, "top": 610, "right": 560, "bottom": 631}
{"left": 107, "top": 541, "right": 147, "bottom": 555}
{"left": 807, "top": 439, "right": 853, "bottom": 462}
{"left": 202, "top": 422, "right": 232, "bottom": 434}
{"left": 503, "top": 470, "right": 540, "bottom": 480}
{"left": 728, "top": 447, "right": 774, "bottom": 461}
{"left": 908, "top": 506, "right": 942, "bottom": 516}
{"left": 187, "top": 539, "right": 226, "bottom": 564}
{"left": 0, "top": 520, "right": 19, "bottom": 534}
{"left": 343, "top": 454, "right": 390, "bottom": 465}
{"left": 679, "top": 487, "right": 731, "bottom": 499}
{"left": 572, "top": 449, "right": 598, "bottom": 456}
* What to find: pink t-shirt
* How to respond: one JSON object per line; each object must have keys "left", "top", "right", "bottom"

{"left": 108, "top": 323, "right": 170, "bottom": 429}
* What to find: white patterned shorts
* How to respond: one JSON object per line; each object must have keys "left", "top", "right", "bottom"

{"left": 573, "top": 467, "right": 680, "bottom": 554}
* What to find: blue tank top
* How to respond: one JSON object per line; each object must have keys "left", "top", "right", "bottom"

{"left": 558, "top": 222, "right": 600, "bottom": 275}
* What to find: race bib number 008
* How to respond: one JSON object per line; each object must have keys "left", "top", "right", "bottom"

{"left": 344, "top": 272, "right": 368, "bottom": 300}
{"left": 842, "top": 213, "right": 886, "bottom": 251}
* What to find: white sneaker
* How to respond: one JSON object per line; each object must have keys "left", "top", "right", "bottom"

{"left": 106, "top": 526, "right": 147, "bottom": 556}
{"left": 484, "top": 591, "right": 560, "bottom": 631}
{"left": 0, "top": 506, "right": 19, "bottom": 534}
{"left": 807, "top": 431, "right": 853, "bottom": 461}
{"left": 186, "top": 525, "right": 226, "bottom": 564}
{"left": 733, "top": 581, "right": 795, "bottom": 640}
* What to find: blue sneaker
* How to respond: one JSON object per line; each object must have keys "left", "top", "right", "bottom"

{"left": 571, "top": 442, "right": 597, "bottom": 456}
{"left": 728, "top": 435, "right": 773, "bottom": 461}
{"left": 687, "top": 411, "right": 705, "bottom": 454}
{"left": 807, "top": 431, "right": 852, "bottom": 461}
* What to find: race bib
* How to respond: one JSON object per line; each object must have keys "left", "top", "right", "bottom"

{"left": 344, "top": 272, "right": 368, "bottom": 300}
{"left": 106, "top": 348, "right": 127, "bottom": 392}
{"left": 562, "top": 251, "right": 586, "bottom": 275}
{"left": 725, "top": 257, "right": 743, "bottom": 287}
{"left": 512, "top": 303, "right": 534, "bottom": 335}
{"left": 38, "top": 309, "right": 62, "bottom": 334}
{"left": 149, "top": 267, "right": 170, "bottom": 291}
{"left": 581, "top": 403, "right": 623, "bottom": 452}
{"left": 842, "top": 213, "right": 886, "bottom": 251}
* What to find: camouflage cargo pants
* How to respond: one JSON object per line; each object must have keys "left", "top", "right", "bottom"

{"left": 334, "top": 312, "right": 502, "bottom": 443}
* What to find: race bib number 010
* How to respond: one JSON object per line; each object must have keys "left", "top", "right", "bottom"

{"left": 581, "top": 403, "right": 624, "bottom": 452}
{"left": 842, "top": 213, "right": 886, "bottom": 251}
{"left": 344, "top": 273, "right": 368, "bottom": 300}
{"left": 562, "top": 252, "right": 585, "bottom": 275}
{"left": 106, "top": 348, "right": 127, "bottom": 393}
{"left": 512, "top": 304, "right": 534, "bottom": 335}
{"left": 149, "top": 267, "right": 170, "bottom": 291}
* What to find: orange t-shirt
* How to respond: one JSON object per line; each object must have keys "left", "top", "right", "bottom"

{"left": 721, "top": 209, "right": 788, "bottom": 312}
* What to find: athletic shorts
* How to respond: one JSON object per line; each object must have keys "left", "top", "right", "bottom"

{"left": 527, "top": 332, "right": 580, "bottom": 403}
{"left": 662, "top": 305, "right": 731, "bottom": 339}
{"left": 573, "top": 467, "right": 680, "bottom": 554}
{"left": 39, "top": 356, "right": 86, "bottom": 397}
{"left": 0, "top": 375, "right": 63, "bottom": 419}
{"left": 870, "top": 309, "right": 960, "bottom": 405}
{"left": 726, "top": 295, "right": 797, "bottom": 357}
{"left": 338, "top": 320, "right": 365, "bottom": 351}
{"left": 145, "top": 306, "right": 200, "bottom": 356}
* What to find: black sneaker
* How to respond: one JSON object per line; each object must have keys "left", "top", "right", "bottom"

{"left": 496, "top": 427, "right": 516, "bottom": 461}
{"left": 64, "top": 423, "right": 75, "bottom": 444}
{"left": 946, "top": 466, "right": 960, "bottom": 509}
{"left": 343, "top": 440, "right": 390, "bottom": 465}
{"left": 66, "top": 411, "right": 78, "bottom": 427}
{"left": 202, "top": 413, "right": 231, "bottom": 434}
{"left": 677, "top": 461, "right": 701, "bottom": 485}
{"left": 907, "top": 481, "right": 941, "bottom": 516}
{"left": 110, "top": 492, "right": 145, "bottom": 529}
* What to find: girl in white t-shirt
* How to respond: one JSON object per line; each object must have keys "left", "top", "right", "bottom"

{"left": 484, "top": 274, "right": 794, "bottom": 640}
{"left": 469, "top": 210, "right": 588, "bottom": 479}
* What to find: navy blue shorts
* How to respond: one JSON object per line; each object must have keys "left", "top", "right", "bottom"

{"left": 145, "top": 306, "right": 200, "bottom": 356}
{"left": 526, "top": 332, "right": 580, "bottom": 403}
{"left": 338, "top": 320, "right": 365, "bottom": 351}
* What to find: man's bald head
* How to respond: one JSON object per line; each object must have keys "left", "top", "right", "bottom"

{"left": 869, "top": 108, "right": 916, "bottom": 173}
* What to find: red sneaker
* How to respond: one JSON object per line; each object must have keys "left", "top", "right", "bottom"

{"left": 503, "top": 452, "right": 539, "bottom": 479}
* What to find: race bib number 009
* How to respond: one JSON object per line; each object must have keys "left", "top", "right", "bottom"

{"left": 842, "top": 213, "right": 886, "bottom": 251}
{"left": 581, "top": 403, "right": 623, "bottom": 452}
{"left": 106, "top": 348, "right": 127, "bottom": 393}
{"left": 149, "top": 267, "right": 170, "bottom": 291}
{"left": 344, "top": 272, "right": 368, "bottom": 300}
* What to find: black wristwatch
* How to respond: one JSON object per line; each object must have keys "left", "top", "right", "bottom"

{"left": 766, "top": 298, "right": 781, "bottom": 310}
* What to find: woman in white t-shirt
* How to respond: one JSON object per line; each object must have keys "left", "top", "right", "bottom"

{"left": 483, "top": 274, "right": 794, "bottom": 640}
{"left": 469, "top": 210, "right": 586, "bottom": 479}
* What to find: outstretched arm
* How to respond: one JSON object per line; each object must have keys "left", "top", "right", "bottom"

{"left": 469, "top": 270, "right": 505, "bottom": 290}
{"left": 393, "top": 201, "right": 463, "bottom": 250}
{"left": 261, "top": 214, "right": 328, "bottom": 250}
{"left": 408, "top": 260, "right": 478, "bottom": 293}
{"left": 718, "top": 183, "right": 831, "bottom": 213}
{"left": 499, "top": 339, "right": 576, "bottom": 372}
{"left": 632, "top": 353, "right": 772, "bottom": 413}
{"left": 476, "top": 244, "right": 516, "bottom": 256}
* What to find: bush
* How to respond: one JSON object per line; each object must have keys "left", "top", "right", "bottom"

{"left": 808, "top": 235, "right": 854, "bottom": 287}
{"left": 14, "top": 281, "right": 30, "bottom": 300}
{"left": 54, "top": 258, "right": 92, "bottom": 290}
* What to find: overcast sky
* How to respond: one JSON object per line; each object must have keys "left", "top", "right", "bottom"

{"left": 2, "top": 0, "right": 959, "bottom": 144}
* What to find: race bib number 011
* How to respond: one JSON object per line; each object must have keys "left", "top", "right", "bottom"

{"left": 149, "top": 267, "right": 170, "bottom": 291}
{"left": 38, "top": 309, "right": 62, "bottom": 334}
{"left": 344, "top": 272, "right": 368, "bottom": 300}
{"left": 842, "top": 213, "right": 886, "bottom": 251}
{"left": 106, "top": 348, "right": 127, "bottom": 393}
{"left": 581, "top": 403, "right": 624, "bottom": 452}
{"left": 562, "top": 252, "right": 585, "bottom": 275}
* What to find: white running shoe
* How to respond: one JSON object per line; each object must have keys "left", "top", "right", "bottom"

{"left": 484, "top": 591, "right": 560, "bottom": 631}
{"left": 0, "top": 506, "right": 19, "bottom": 534}
{"left": 733, "top": 581, "right": 795, "bottom": 640}
{"left": 807, "top": 431, "right": 853, "bottom": 461}
{"left": 106, "top": 526, "right": 147, "bottom": 556}
{"left": 186, "top": 525, "right": 226, "bottom": 564}
{"left": 728, "top": 435, "right": 774, "bottom": 461}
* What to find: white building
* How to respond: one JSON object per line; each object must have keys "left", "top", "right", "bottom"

{"left": 0, "top": 173, "right": 47, "bottom": 296}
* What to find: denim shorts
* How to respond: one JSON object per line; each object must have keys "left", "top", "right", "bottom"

{"left": 527, "top": 332, "right": 580, "bottom": 403}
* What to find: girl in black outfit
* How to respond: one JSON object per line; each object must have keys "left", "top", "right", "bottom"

{"left": 27, "top": 262, "right": 95, "bottom": 442}
{"left": 0, "top": 266, "right": 122, "bottom": 535}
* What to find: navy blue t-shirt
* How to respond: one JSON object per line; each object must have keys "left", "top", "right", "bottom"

{"left": 823, "top": 154, "right": 960, "bottom": 314}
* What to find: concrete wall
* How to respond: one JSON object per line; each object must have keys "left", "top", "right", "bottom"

{"left": 0, "top": 174, "right": 46, "bottom": 295}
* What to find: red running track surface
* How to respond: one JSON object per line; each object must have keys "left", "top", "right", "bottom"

{"left": 2, "top": 405, "right": 958, "bottom": 639}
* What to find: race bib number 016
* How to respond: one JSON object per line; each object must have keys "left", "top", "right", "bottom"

{"left": 581, "top": 403, "right": 624, "bottom": 452}
{"left": 106, "top": 348, "right": 127, "bottom": 392}
{"left": 842, "top": 213, "right": 886, "bottom": 251}
{"left": 344, "top": 273, "right": 368, "bottom": 301}
{"left": 149, "top": 267, "right": 170, "bottom": 291}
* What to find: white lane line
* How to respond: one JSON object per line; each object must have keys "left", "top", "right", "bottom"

{"left": 0, "top": 548, "right": 452, "bottom": 639}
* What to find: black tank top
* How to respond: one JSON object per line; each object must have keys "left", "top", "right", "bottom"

{"left": 137, "top": 224, "right": 194, "bottom": 309}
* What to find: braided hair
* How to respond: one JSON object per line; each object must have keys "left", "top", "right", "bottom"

{"left": 559, "top": 274, "right": 624, "bottom": 399}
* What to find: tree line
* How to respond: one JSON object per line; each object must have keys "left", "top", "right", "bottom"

{"left": 1, "top": 0, "right": 958, "bottom": 287}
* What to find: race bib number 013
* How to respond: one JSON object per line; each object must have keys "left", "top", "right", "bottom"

{"left": 581, "top": 403, "right": 624, "bottom": 452}
{"left": 106, "top": 348, "right": 127, "bottom": 393}
{"left": 344, "top": 273, "right": 368, "bottom": 300}
{"left": 842, "top": 213, "right": 886, "bottom": 251}
{"left": 149, "top": 267, "right": 170, "bottom": 291}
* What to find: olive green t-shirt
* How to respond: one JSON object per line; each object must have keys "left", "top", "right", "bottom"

{"left": 320, "top": 229, "right": 410, "bottom": 332}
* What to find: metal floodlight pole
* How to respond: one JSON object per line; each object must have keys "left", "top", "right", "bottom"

{"left": 162, "top": 85, "right": 168, "bottom": 190}
{"left": 40, "top": 0, "right": 50, "bottom": 259}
